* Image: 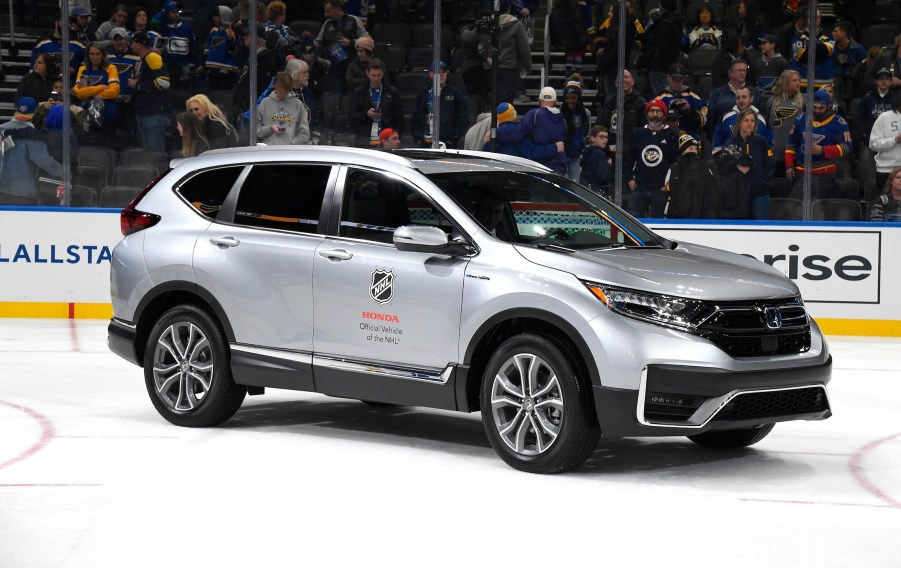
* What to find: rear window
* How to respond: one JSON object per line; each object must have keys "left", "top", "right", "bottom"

{"left": 177, "top": 166, "right": 244, "bottom": 219}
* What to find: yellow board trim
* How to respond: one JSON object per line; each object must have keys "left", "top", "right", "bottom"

{"left": 0, "top": 302, "right": 113, "bottom": 319}
{"left": 0, "top": 303, "right": 898, "bottom": 337}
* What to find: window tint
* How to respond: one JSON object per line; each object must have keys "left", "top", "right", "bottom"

{"left": 340, "top": 168, "right": 453, "bottom": 243}
{"left": 234, "top": 164, "right": 330, "bottom": 233}
{"left": 177, "top": 166, "right": 243, "bottom": 219}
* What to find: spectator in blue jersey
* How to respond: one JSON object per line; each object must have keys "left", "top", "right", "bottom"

{"left": 712, "top": 85, "right": 773, "bottom": 154}
{"left": 790, "top": 6, "right": 834, "bottom": 92}
{"left": 830, "top": 22, "right": 866, "bottom": 105}
{"left": 15, "top": 53, "right": 58, "bottom": 105}
{"left": 624, "top": 99, "right": 680, "bottom": 218}
{"left": 74, "top": 42, "right": 121, "bottom": 146}
{"left": 30, "top": 12, "right": 86, "bottom": 78}
{"left": 128, "top": 30, "right": 170, "bottom": 151}
{"left": 204, "top": 6, "right": 239, "bottom": 90}
{"left": 411, "top": 61, "right": 469, "bottom": 149}
{"left": 654, "top": 63, "right": 708, "bottom": 144}
{"left": 561, "top": 77, "right": 591, "bottom": 181}
{"left": 722, "top": 108, "right": 775, "bottom": 219}
{"left": 513, "top": 86, "right": 567, "bottom": 174}
{"left": 105, "top": 29, "right": 140, "bottom": 139}
{"left": 264, "top": 1, "right": 296, "bottom": 44}
{"left": 785, "top": 89, "right": 852, "bottom": 199}
{"left": 751, "top": 34, "right": 789, "bottom": 97}
{"left": 482, "top": 102, "right": 523, "bottom": 156}
{"left": 152, "top": 1, "right": 201, "bottom": 92}
{"left": 0, "top": 98, "right": 66, "bottom": 206}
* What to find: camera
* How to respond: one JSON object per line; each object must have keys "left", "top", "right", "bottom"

{"left": 476, "top": 14, "right": 498, "bottom": 34}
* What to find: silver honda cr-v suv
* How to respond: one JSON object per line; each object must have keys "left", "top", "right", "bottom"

{"left": 108, "top": 146, "right": 832, "bottom": 473}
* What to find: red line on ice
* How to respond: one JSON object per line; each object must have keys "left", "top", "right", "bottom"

{"left": 0, "top": 400, "right": 55, "bottom": 470}
{"left": 849, "top": 432, "right": 901, "bottom": 509}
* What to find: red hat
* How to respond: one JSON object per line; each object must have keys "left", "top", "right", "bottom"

{"left": 645, "top": 99, "right": 667, "bottom": 115}
{"left": 378, "top": 128, "right": 398, "bottom": 142}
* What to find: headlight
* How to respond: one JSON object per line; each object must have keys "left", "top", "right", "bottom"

{"left": 583, "top": 282, "right": 711, "bottom": 332}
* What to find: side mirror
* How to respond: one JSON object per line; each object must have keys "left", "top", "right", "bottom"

{"left": 393, "top": 225, "right": 472, "bottom": 256}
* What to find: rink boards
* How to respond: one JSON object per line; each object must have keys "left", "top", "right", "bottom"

{"left": 0, "top": 208, "right": 899, "bottom": 336}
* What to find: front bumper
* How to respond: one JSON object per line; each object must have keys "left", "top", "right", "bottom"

{"left": 108, "top": 317, "right": 141, "bottom": 367}
{"left": 594, "top": 356, "right": 832, "bottom": 438}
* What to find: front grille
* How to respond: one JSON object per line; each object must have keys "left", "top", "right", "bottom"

{"left": 696, "top": 299, "right": 811, "bottom": 357}
{"left": 714, "top": 387, "right": 828, "bottom": 421}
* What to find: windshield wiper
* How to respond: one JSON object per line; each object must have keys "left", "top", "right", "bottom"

{"left": 530, "top": 242, "right": 576, "bottom": 253}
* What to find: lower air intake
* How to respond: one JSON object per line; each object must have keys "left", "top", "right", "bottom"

{"left": 714, "top": 387, "right": 828, "bottom": 421}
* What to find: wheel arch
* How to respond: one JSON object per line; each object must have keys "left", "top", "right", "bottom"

{"left": 458, "top": 308, "right": 601, "bottom": 412}
{"left": 132, "top": 281, "right": 235, "bottom": 367}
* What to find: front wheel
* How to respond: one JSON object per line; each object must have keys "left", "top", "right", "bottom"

{"left": 480, "top": 334, "right": 599, "bottom": 474}
{"left": 144, "top": 304, "right": 246, "bottom": 427}
{"left": 687, "top": 423, "right": 775, "bottom": 449}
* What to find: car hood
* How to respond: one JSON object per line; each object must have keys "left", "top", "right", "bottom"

{"left": 514, "top": 241, "right": 799, "bottom": 301}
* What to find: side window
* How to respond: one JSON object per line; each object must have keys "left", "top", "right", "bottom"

{"left": 234, "top": 164, "right": 330, "bottom": 233}
{"left": 177, "top": 166, "right": 243, "bottom": 219}
{"left": 340, "top": 168, "right": 453, "bottom": 243}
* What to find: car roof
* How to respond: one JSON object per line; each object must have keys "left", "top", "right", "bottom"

{"left": 175, "top": 145, "right": 551, "bottom": 175}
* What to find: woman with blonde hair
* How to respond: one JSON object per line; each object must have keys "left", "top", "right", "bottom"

{"left": 176, "top": 111, "right": 210, "bottom": 157}
{"left": 186, "top": 94, "right": 237, "bottom": 148}
{"left": 765, "top": 69, "right": 803, "bottom": 176}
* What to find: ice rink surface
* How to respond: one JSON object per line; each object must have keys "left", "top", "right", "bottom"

{"left": 0, "top": 319, "right": 899, "bottom": 567}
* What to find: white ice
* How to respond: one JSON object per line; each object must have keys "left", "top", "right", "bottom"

{"left": 0, "top": 319, "right": 899, "bottom": 567}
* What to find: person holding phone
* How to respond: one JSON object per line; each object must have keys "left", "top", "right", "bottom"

{"left": 256, "top": 71, "right": 309, "bottom": 145}
{"left": 348, "top": 58, "right": 403, "bottom": 148}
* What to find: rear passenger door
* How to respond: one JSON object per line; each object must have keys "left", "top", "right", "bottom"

{"left": 193, "top": 163, "right": 334, "bottom": 390}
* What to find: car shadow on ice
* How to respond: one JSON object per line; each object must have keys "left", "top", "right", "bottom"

{"left": 223, "top": 398, "right": 818, "bottom": 480}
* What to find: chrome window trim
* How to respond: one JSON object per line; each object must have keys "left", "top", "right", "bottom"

{"left": 313, "top": 355, "right": 452, "bottom": 384}
{"left": 635, "top": 367, "right": 830, "bottom": 429}
{"left": 230, "top": 343, "right": 313, "bottom": 365}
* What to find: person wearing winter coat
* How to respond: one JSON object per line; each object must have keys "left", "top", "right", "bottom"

{"left": 256, "top": 72, "right": 310, "bottom": 145}
{"left": 514, "top": 86, "right": 567, "bottom": 174}
{"left": 492, "top": 0, "right": 532, "bottom": 105}
{"left": 0, "top": 98, "right": 66, "bottom": 206}
{"left": 713, "top": 144, "right": 755, "bottom": 219}
{"left": 597, "top": 69, "right": 646, "bottom": 156}
{"left": 723, "top": 108, "right": 774, "bottom": 219}
{"left": 638, "top": 0, "right": 683, "bottom": 96}
{"left": 549, "top": 0, "right": 589, "bottom": 78}
{"left": 482, "top": 102, "right": 521, "bottom": 156}
{"left": 664, "top": 134, "right": 718, "bottom": 219}
{"left": 561, "top": 78, "right": 591, "bottom": 181}
{"left": 459, "top": 11, "right": 490, "bottom": 106}
{"left": 591, "top": 1, "right": 643, "bottom": 101}
{"left": 868, "top": 167, "right": 901, "bottom": 221}
{"left": 580, "top": 125, "right": 612, "bottom": 197}
{"left": 348, "top": 58, "right": 403, "bottom": 148}
{"left": 411, "top": 61, "right": 469, "bottom": 149}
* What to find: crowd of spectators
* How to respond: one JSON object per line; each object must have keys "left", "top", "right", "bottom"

{"left": 2, "top": 0, "right": 901, "bottom": 222}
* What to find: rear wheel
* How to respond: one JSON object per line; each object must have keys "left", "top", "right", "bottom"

{"left": 480, "top": 334, "right": 599, "bottom": 474}
{"left": 687, "top": 423, "right": 775, "bottom": 449}
{"left": 144, "top": 305, "right": 246, "bottom": 427}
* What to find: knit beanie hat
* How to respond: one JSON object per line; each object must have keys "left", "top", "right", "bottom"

{"left": 645, "top": 99, "right": 667, "bottom": 115}
{"left": 563, "top": 75, "right": 582, "bottom": 98}
{"left": 678, "top": 133, "right": 699, "bottom": 154}
{"left": 813, "top": 89, "right": 831, "bottom": 105}
{"left": 496, "top": 102, "right": 517, "bottom": 124}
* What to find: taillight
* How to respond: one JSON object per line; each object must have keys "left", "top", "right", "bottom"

{"left": 120, "top": 206, "right": 161, "bottom": 236}
{"left": 119, "top": 172, "right": 166, "bottom": 236}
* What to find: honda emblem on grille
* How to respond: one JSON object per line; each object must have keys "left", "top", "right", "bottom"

{"left": 764, "top": 307, "right": 783, "bottom": 329}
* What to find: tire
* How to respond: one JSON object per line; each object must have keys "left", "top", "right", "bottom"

{"left": 480, "top": 334, "right": 600, "bottom": 474}
{"left": 687, "top": 423, "right": 775, "bottom": 449}
{"left": 144, "top": 304, "right": 246, "bottom": 427}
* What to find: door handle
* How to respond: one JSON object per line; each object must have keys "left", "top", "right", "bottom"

{"left": 319, "top": 248, "right": 353, "bottom": 261}
{"left": 210, "top": 236, "right": 240, "bottom": 248}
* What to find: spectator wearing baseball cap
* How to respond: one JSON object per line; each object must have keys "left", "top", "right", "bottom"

{"left": 751, "top": 33, "right": 789, "bottom": 95}
{"left": 622, "top": 96, "right": 680, "bottom": 218}
{"left": 512, "top": 86, "right": 567, "bottom": 174}
{"left": 128, "top": 28, "right": 171, "bottom": 151}
{"left": 378, "top": 128, "right": 401, "bottom": 150}
{"left": 150, "top": 0, "right": 200, "bottom": 92}
{"left": 69, "top": 4, "right": 95, "bottom": 45}
{"left": 654, "top": 63, "right": 708, "bottom": 142}
{"left": 0, "top": 98, "right": 66, "bottom": 206}
{"left": 561, "top": 77, "right": 592, "bottom": 181}
{"left": 411, "top": 59, "right": 469, "bottom": 149}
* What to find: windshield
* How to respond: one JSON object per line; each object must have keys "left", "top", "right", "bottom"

{"left": 426, "top": 170, "right": 661, "bottom": 250}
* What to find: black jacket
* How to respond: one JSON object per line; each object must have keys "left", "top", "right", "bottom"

{"left": 348, "top": 82, "right": 404, "bottom": 146}
{"left": 714, "top": 146, "right": 755, "bottom": 219}
{"left": 666, "top": 153, "right": 718, "bottom": 219}
{"left": 640, "top": 10, "right": 683, "bottom": 72}
{"left": 597, "top": 91, "right": 647, "bottom": 154}
{"left": 15, "top": 72, "right": 55, "bottom": 105}
{"left": 579, "top": 145, "right": 612, "bottom": 196}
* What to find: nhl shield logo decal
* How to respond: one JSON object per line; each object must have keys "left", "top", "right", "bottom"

{"left": 369, "top": 268, "right": 395, "bottom": 305}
